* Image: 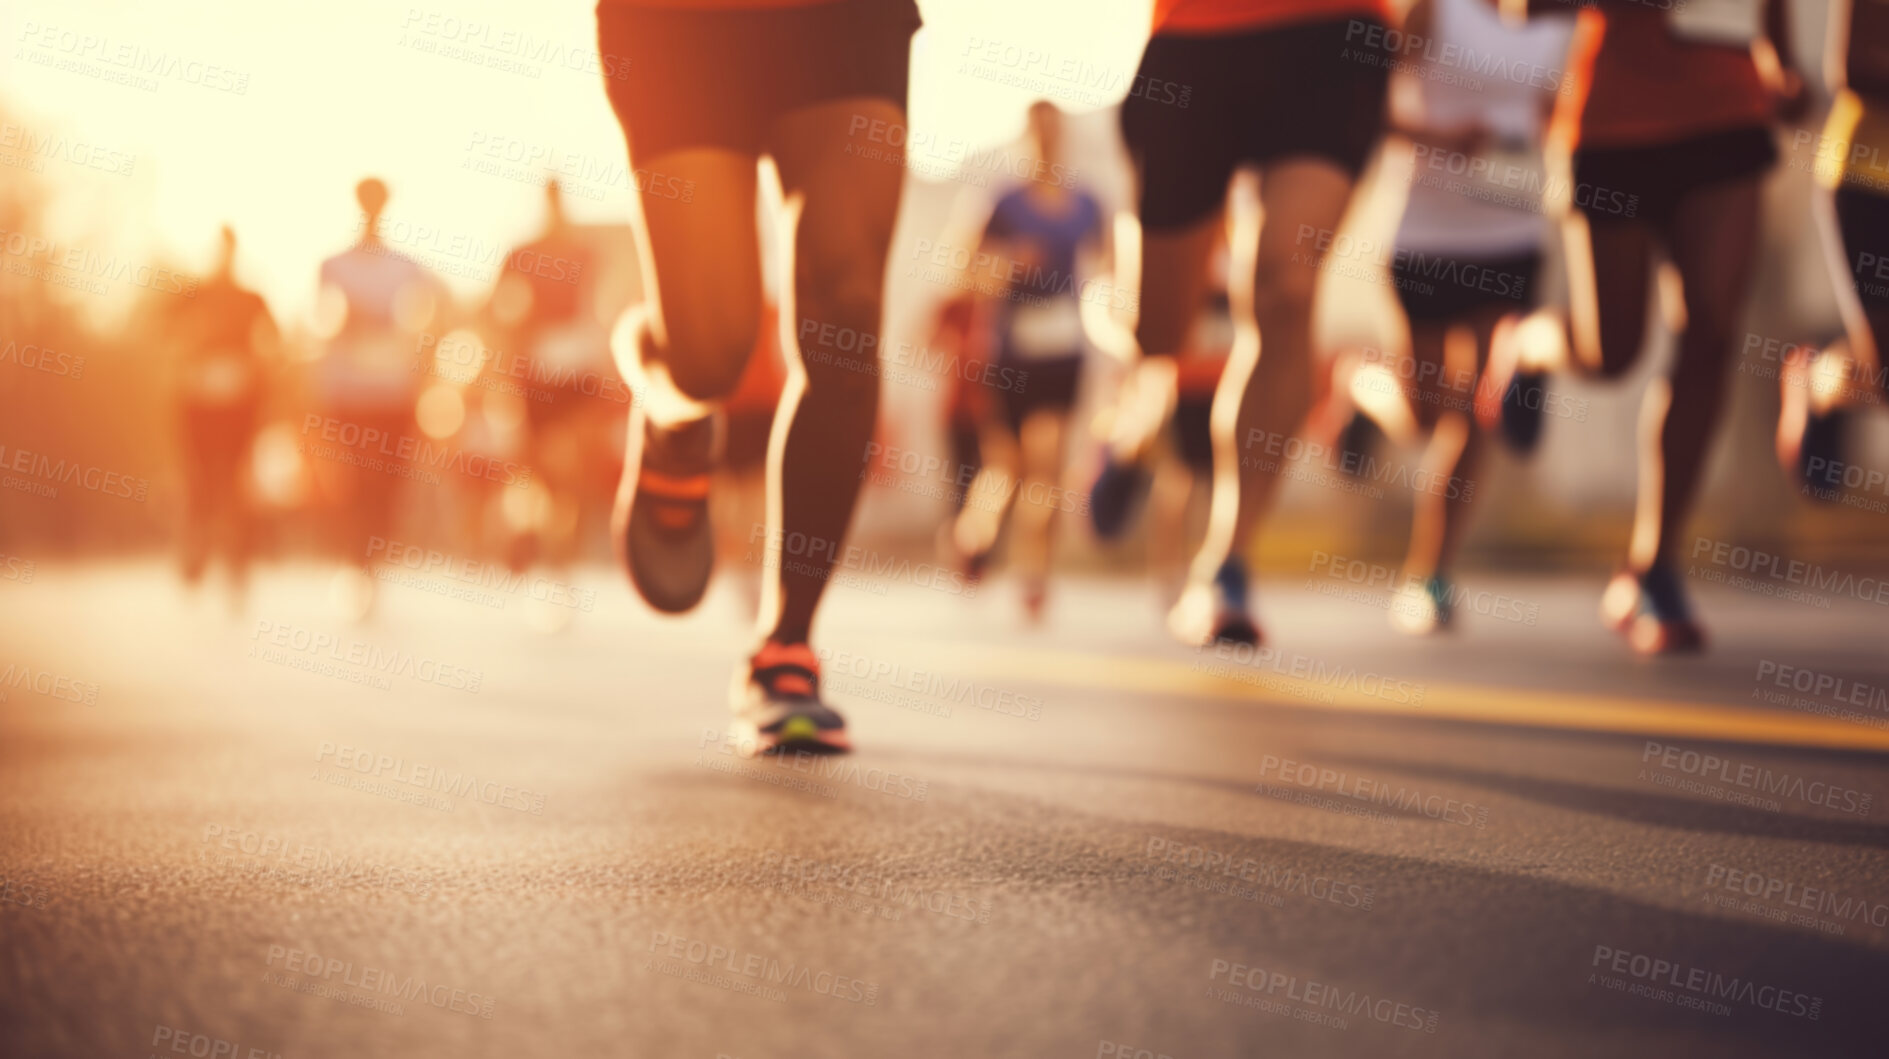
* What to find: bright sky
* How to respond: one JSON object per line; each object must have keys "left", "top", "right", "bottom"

{"left": 3, "top": 0, "right": 1151, "bottom": 324}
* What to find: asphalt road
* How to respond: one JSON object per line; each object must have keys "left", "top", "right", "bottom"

{"left": 4, "top": 560, "right": 1888, "bottom": 1058}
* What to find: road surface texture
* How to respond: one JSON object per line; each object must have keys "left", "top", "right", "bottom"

{"left": 4, "top": 560, "right": 1887, "bottom": 1058}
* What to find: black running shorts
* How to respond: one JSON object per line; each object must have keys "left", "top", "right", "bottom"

{"left": 1121, "top": 17, "right": 1390, "bottom": 231}
{"left": 996, "top": 355, "right": 1083, "bottom": 434}
{"left": 596, "top": 0, "right": 921, "bottom": 161}
{"left": 1572, "top": 125, "right": 1777, "bottom": 230}
{"left": 1837, "top": 185, "right": 1889, "bottom": 313}
{"left": 1392, "top": 250, "right": 1540, "bottom": 324}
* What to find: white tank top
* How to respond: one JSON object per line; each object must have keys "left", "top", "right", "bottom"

{"left": 1394, "top": 0, "right": 1576, "bottom": 258}
{"left": 1668, "top": 0, "right": 1763, "bottom": 46}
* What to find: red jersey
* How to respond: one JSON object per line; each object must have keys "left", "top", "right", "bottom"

{"left": 1573, "top": 8, "right": 1770, "bottom": 148}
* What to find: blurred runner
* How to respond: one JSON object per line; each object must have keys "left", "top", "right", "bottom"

{"left": 932, "top": 290, "right": 991, "bottom": 520}
{"left": 1093, "top": 0, "right": 1396, "bottom": 646}
{"left": 171, "top": 225, "right": 278, "bottom": 610}
{"left": 597, "top": 0, "right": 922, "bottom": 754}
{"left": 311, "top": 178, "right": 444, "bottom": 619}
{"left": 1535, "top": 0, "right": 1803, "bottom": 654}
{"left": 1147, "top": 231, "right": 1234, "bottom": 607}
{"left": 488, "top": 179, "right": 612, "bottom": 620}
{"left": 1783, "top": 0, "right": 1889, "bottom": 492}
{"left": 1365, "top": 0, "right": 1577, "bottom": 633}
{"left": 947, "top": 102, "right": 1106, "bottom": 621}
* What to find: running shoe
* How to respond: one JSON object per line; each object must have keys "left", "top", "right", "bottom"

{"left": 1776, "top": 345, "right": 1849, "bottom": 501}
{"left": 1477, "top": 311, "right": 1557, "bottom": 455}
{"left": 730, "top": 641, "right": 849, "bottom": 756}
{"left": 1336, "top": 411, "right": 1384, "bottom": 479}
{"left": 1498, "top": 371, "right": 1548, "bottom": 455}
{"left": 1021, "top": 576, "right": 1047, "bottom": 624}
{"left": 1169, "top": 557, "right": 1261, "bottom": 646}
{"left": 937, "top": 523, "right": 991, "bottom": 585}
{"left": 1091, "top": 357, "right": 1177, "bottom": 540}
{"left": 1090, "top": 452, "right": 1151, "bottom": 540}
{"left": 1390, "top": 574, "right": 1454, "bottom": 635}
{"left": 1795, "top": 407, "right": 1850, "bottom": 503}
{"left": 1601, "top": 566, "right": 1704, "bottom": 656}
{"left": 615, "top": 406, "right": 716, "bottom": 613}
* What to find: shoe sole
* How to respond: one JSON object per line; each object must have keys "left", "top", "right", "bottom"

{"left": 1626, "top": 617, "right": 1706, "bottom": 657}
{"left": 1208, "top": 616, "right": 1262, "bottom": 648}
{"left": 731, "top": 717, "right": 852, "bottom": 758}
{"left": 1601, "top": 573, "right": 1706, "bottom": 656}
{"left": 612, "top": 406, "right": 714, "bottom": 614}
{"left": 1090, "top": 461, "right": 1151, "bottom": 541}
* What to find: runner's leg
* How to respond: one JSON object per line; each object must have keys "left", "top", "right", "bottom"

{"left": 763, "top": 98, "right": 908, "bottom": 645}
{"left": 619, "top": 149, "right": 763, "bottom": 416}
{"left": 1629, "top": 175, "right": 1763, "bottom": 571}
{"left": 1187, "top": 158, "right": 1355, "bottom": 591}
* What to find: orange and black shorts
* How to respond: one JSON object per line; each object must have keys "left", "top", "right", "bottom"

{"left": 1122, "top": 17, "right": 1389, "bottom": 231}
{"left": 597, "top": 0, "right": 921, "bottom": 161}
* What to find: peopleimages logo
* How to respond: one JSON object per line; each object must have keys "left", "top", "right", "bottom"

{"left": 646, "top": 931, "right": 879, "bottom": 1005}
{"left": 0, "top": 663, "right": 101, "bottom": 705}
{"left": 815, "top": 647, "right": 1043, "bottom": 721}
{"left": 300, "top": 414, "right": 531, "bottom": 488}
{"left": 1754, "top": 660, "right": 1889, "bottom": 717}
{"left": 698, "top": 728, "right": 931, "bottom": 802}
{"left": 1207, "top": 959, "right": 1441, "bottom": 1032}
{"left": 758, "top": 851, "right": 992, "bottom": 924}
{"left": 366, "top": 536, "right": 597, "bottom": 612}
{"left": 1197, "top": 639, "right": 1426, "bottom": 707}
{"left": 1, "top": 340, "right": 86, "bottom": 378}
{"left": 0, "top": 443, "right": 149, "bottom": 502}
{"left": 149, "top": 1024, "right": 280, "bottom": 1059}
{"left": 264, "top": 944, "right": 496, "bottom": 1019}
{"left": 746, "top": 524, "right": 975, "bottom": 599}
{"left": 1689, "top": 536, "right": 1889, "bottom": 607}
{"left": 1143, "top": 836, "right": 1375, "bottom": 910}
{"left": 0, "top": 230, "right": 196, "bottom": 295}
{"left": 1702, "top": 862, "right": 1889, "bottom": 933}
{"left": 251, "top": 619, "right": 484, "bottom": 694}
{"left": 1590, "top": 944, "right": 1821, "bottom": 1021}
{"left": 314, "top": 741, "right": 546, "bottom": 814}
{"left": 1639, "top": 741, "right": 1873, "bottom": 817}
{"left": 1257, "top": 755, "right": 1490, "bottom": 829}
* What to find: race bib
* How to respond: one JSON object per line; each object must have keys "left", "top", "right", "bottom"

{"left": 1667, "top": 0, "right": 1762, "bottom": 47}
{"left": 1007, "top": 299, "right": 1084, "bottom": 359}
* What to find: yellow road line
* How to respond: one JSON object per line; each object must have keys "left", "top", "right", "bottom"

{"left": 873, "top": 637, "right": 1889, "bottom": 753}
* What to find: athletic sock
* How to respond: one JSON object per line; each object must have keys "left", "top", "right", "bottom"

{"left": 1213, "top": 556, "right": 1249, "bottom": 613}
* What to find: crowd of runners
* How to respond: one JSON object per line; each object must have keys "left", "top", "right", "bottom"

{"left": 168, "top": 0, "right": 1889, "bottom": 755}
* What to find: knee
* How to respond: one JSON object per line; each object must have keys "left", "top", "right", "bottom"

{"left": 1254, "top": 256, "right": 1319, "bottom": 322}
{"left": 794, "top": 263, "right": 886, "bottom": 388}
{"left": 1584, "top": 310, "right": 1646, "bottom": 381}
{"left": 797, "top": 240, "right": 886, "bottom": 327}
{"left": 656, "top": 315, "right": 758, "bottom": 402}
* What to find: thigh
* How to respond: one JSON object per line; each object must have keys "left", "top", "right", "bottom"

{"left": 1665, "top": 176, "right": 1764, "bottom": 345}
{"left": 1138, "top": 214, "right": 1224, "bottom": 357}
{"left": 1123, "top": 35, "right": 1238, "bottom": 235}
{"left": 1018, "top": 407, "right": 1068, "bottom": 477}
{"left": 771, "top": 99, "right": 908, "bottom": 328}
{"left": 1837, "top": 187, "right": 1889, "bottom": 332}
{"left": 1404, "top": 321, "right": 1452, "bottom": 430}
{"left": 1254, "top": 157, "right": 1358, "bottom": 306}
{"left": 629, "top": 147, "right": 764, "bottom": 357}
{"left": 1565, "top": 212, "right": 1658, "bottom": 375}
